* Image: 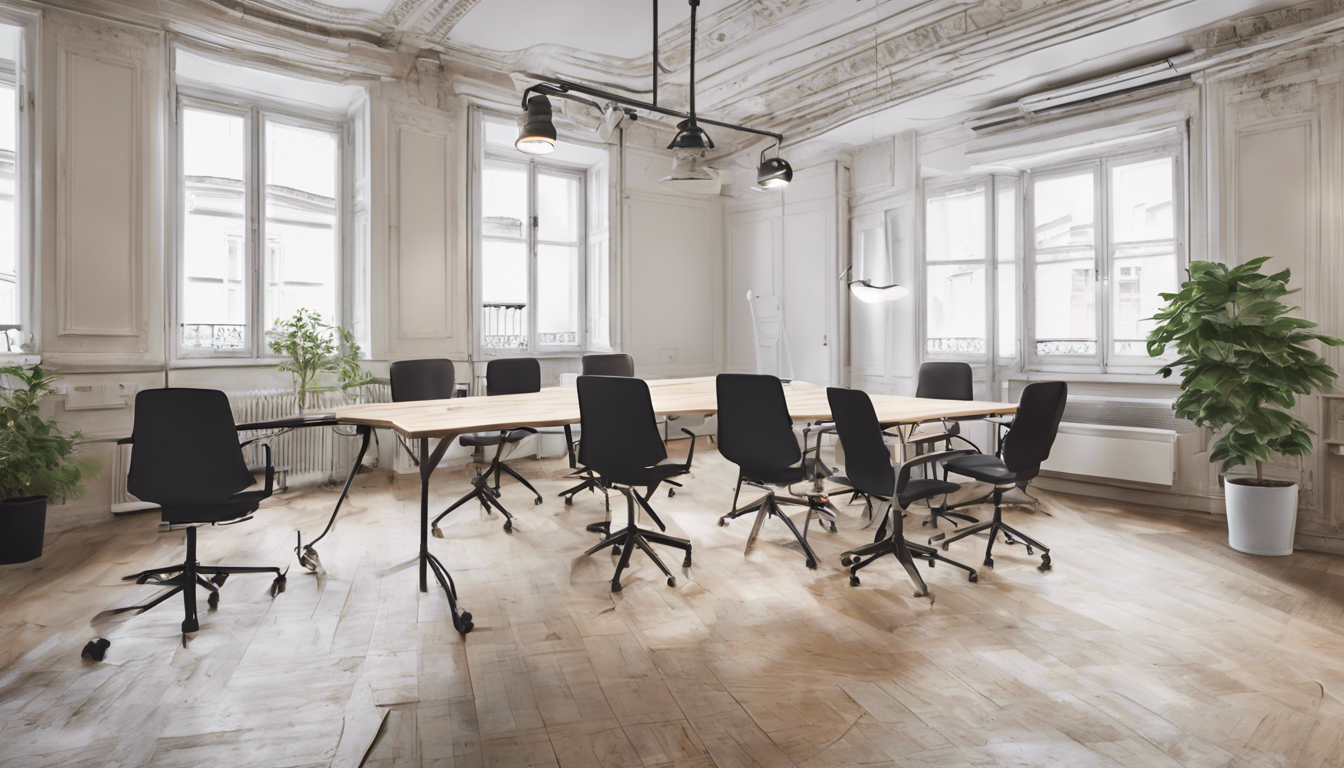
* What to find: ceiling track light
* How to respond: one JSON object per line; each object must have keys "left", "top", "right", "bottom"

{"left": 515, "top": 0, "right": 790, "bottom": 190}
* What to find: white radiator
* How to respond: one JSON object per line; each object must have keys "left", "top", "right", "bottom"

{"left": 1040, "top": 422, "right": 1177, "bottom": 486}
{"left": 111, "top": 386, "right": 389, "bottom": 511}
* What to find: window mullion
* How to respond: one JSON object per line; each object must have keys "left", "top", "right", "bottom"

{"left": 250, "top": 108, "right": 264, "bottom": 358}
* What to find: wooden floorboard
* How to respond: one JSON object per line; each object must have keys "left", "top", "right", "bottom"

{"left": 2, "top": 442, "right": 1343, "bottom": 768}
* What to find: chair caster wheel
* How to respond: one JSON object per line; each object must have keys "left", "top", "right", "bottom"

{"left": 270, "top": 575, "right": 286, "bottom": 597}
{"left": 849, "top": 575, "right": 860, "bottom": 587}
{"left": 534, "top": 497, "right": 543, "bottom": 506}
{"left": 610, "top": 581, "right": 622, "bottom": 593}
{"left": 432, "top": 526, "right": 444, "bottom": 539}
{"left": 682, "top": 556, "right": 692, "bottom": 568}
{"left": 941, "top": 543, "right": 950, "bottom": 551}
{"left": 983, "top": 557, "right": 994, "bottom": 568}
{"left": 840, "top": 556, "right": 853, "bottom": 567}
{"left": 668, "top": 488, "right": 676, "bottom": 498}
{"left": 456, "top": 612, "right": 474, "bottom": 635}
{"left": 1039, "top": 555, "right": 1052, "bottom": 571}
{"left": 207, "top": 591, "right": 219, "bottom": 609}
{"left": 666, "top": 577, "right": 676, "bottom": 587}
{"left": 503, "top": 521, "right": 513, "bottom": 533}
{"left": 828, "top": 521, "right": 837, "bottom": 534}
{"left": 81, "top": 638, "right": 110, "bottom": 662}
{"left": 565, "top": 496, "right": 573, "bottom": 506}
{"left": 717, "top": 518, "right": 728, "bottom": 527}
{"left": 210, "top": 573, "right": 228, "bottom": 587}
{"left": 968, "top": 572, "right": 978, "bottom": 583}
{"left": 805, "top": 559, "right": 817, "bottom": 570}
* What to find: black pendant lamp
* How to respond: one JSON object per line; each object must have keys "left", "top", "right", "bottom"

{"left": 667, "top": 0, "right": 712, "bottom": 151}
{"left": 756, "top": 144, "right": 793, "bottom": 189}
{"left": 515, "top": 94, "right": 557, "bottom": 155}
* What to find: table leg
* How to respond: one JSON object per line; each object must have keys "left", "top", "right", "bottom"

{"left": 418, "top": 437, "right": 473, "bottom": 635}
{"left": 297, "top": 424, "right": 371, "bottom": 572}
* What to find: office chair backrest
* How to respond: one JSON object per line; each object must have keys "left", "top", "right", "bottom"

{"left": 486, "top": 357, "right": 541, "bottom": 395}
{"left": 582, "top": 353, "right": 635, "bottom": 377}
{"left": 827, "top": 387, "right": 895, "bottom": 497}
{"left": 1001, "top": 381, "right": 1068, "bottom": 479}
{"left": 915, "top": 361, "right": 974, "bottom": 400}
{"left": 389, "top": 359, "right": 455, "bottom": 402}
{"left": 127, "top": 388, "right": 253, "bottom": 508}
{"left": 576, "top": 375, "right": 667, "bottom": 476}
{"left": 716, "top": 374, "right": 801, "bottom": 476}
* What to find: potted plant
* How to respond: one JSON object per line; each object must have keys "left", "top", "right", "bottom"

{"left": 1148, "top": 257, "right": 1342, "bottom": 555}
{"left": 266, "top": 309, "right": 378, "bottom": 412}
{"left": 0, "top": 364, "right": 93, "bottom": 564}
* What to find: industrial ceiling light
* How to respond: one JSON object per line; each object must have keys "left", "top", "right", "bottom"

{"left": 840, "top": 266, "right": 907, "bottom": 304}
{"left": 515, "top": 0, "right": 791, "bottom": 194}
{"left": 756, "top": 144, "right": 793, "bottom": 189}
{"left": 515, "top": 94, "right": 556, "bottom": 155}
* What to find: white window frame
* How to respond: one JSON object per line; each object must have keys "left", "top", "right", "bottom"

{"left": 172, "top": 87, "right": 347, "bottom": 361}
{"left": 474, "top": 112, "right": 591, "bottom": 357}
{"left": 1024, "top": 139, "right": 1185, "bottom": 374}
{"left": 921, "top": 177, "right": 994, "bottom": 363}
{"left": 0, "top": 10, "right": 36, "bottom": 358}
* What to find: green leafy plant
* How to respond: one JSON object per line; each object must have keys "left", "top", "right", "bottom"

{"left": 0, "top": 363, "right": 93, "bottom": 501}
{"left": 1148, "top": 257, "right": 1342, "bottom": 484}
{"left": 266, "top": 309, "right": 378, "bottom": 411}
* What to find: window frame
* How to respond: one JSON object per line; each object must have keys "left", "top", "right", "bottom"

{"left": 172, "top": 87, "right": 347, "bottom": 361}
{"left": 475, "top": 113, "right": 591, "bottom": 357}
{"left": 921, "top": 177, "right": 994, "bottom": 363}
{"left": 1024, "top": 139, "right": 1185, "bottom": 374}
{"left": 0, "top": 11, "right": 35, "bottom": 358}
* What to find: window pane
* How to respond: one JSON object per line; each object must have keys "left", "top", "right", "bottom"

{"left": 926, "top": 186, "right": 985, "bottom": 261}
{"left": 263, "top": 120, "right": 339, "bottom": 332}
{"left": 1034, "top": 258, "right": 1096, "bottom": 355}
{"left": 181, "top": 108, "right": 247, "bottom": 351}
{"left": 588, "top": 235, "right": 609, "bottom": 349}
{"left": 537, "top": 171, "right": 580, "bottom": 243}
{"left": 1112, "top": 249, "right": 1178, "bottom": 355}
{"left": 481, "top": 240, "right": 528, "bottom": 350}
{"left": 537, "top": 244, "right": 580, "bottom": 346}
{"left": 0, "top": 77, "right": 17, "bottom": 348}
{"left": 1111, "top": 156, "right": 1174, "bottom": 243}
{"left": 1034, "top": 171, "right": 1094, "bottom": 249}
{"left": 926, "top": 263, "right": 986, "bottom": 355}
{"left": 995, "top": 180, "right": 1017, "bottom": 358}
{"left": 483, "top": 161, "right": 527, "bottom": 239}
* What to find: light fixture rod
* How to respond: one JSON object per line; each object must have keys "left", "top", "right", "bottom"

{"left": 520, "top": 73, "right": 784, "bottom": 144}
{"left": 688, "top": 0, "right": 697, "bottom": 120}
{"left": 652, "top": 0, "right": 658, "bottom": 108}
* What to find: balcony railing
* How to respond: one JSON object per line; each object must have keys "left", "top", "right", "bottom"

{"left": 482, "top": 303, "right": 526, "bottom": 350}
{"left": 182, "top": 323, "right": 246, "bottom": 351}
{"left": 926, "top": 337, "right": 987, "bottom": 355}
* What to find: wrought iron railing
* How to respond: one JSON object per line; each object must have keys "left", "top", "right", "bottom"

{"left": 926, "top": 337, "right": 987, "bottom": 355}
{"left": 182, "top": 323, "right": 246, "bottom": 351}
{"left": 1035, "top": 339, "right": 1098, "bottom": 356}
{"left": 482, "top": 303, "right": 526, "bottom": 350}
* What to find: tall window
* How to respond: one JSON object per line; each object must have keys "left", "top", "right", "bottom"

{"left": 478, "top": 116, "right": 594, "bottom": 353}
{"left": 0, "top": 23, "right": 26, "bottom": 354}
{"left": 924, "top": 183, "right": 988, "bottom": 357}
{"left": 1028, "top": 148, "right": 1180, "bottom": 368}
{"left": 178, "top": 99, "right": 341, "bottom": 356}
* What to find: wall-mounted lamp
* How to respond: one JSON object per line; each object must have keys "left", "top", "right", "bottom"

{"left": 515, "top": 94, "right": 557, "bottom": 155}
{"left": 841, "top": 266, "right": 907, "bottom": 304}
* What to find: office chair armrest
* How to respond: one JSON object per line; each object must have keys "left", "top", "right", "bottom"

{"left": 504, "top": 427, "right": 538, "bottom": 441}
{"left": 259, "top": 443, "right": 274, "bottom": 496}
{"left": 896, "top": 448, "right": 977, "bottom": 489}
{"left": 680, "top": 428, "right": 698, "bottom": 466}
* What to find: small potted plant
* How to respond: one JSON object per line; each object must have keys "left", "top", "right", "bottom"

{"left": 0, "top": 364, "right": 93, "bottom": 564}
{"left": 1148, "top": 257, "right": 1341, "bottom": 555}
{"left": 266, "top": 309, "right": 378, "bottom": 412}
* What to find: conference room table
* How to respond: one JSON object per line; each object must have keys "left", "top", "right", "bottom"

{"left": 334, "top": 376, "right": 1018, "bottom": 636}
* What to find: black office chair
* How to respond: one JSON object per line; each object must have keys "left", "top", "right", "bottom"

{"left": 108, "top": 389, "right": 286, "bottom": 646}
{"left": 911, "top": 362, "right": 985, "bottom": 527}
{"left": 715, "top": 373, "right": 838, "bottom": 570}
{"left": 576, "top": 375, "right": 694, "bottom": 592}
{"left": 933, "top": 381, "right": 1067, "bottom": 571}
{"left": 582, "top": 353, "right": 635, "bottom": 377}
{"left": 827, "top": 387, "right": 979, "bottom": 594}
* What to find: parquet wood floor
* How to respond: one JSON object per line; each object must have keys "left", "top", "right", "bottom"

{"left": 3, "top": 442, "right": 1344, "bottom": 768}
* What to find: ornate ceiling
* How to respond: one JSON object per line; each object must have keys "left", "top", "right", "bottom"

{"left": 184, "top": 0, "right": 1329, "bottom": 147}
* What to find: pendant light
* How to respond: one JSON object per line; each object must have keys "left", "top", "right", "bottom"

{"left": 666, "top": 0, "right": 711, "bottom": 151}
{"left": 515, "top": 94, "right": 557, "bottom": 155}
{"left": 840, "top": 266, "right": 907, "bottom": 304}
{"left": 756, "top": 143, "right": 793, "bottom": 189}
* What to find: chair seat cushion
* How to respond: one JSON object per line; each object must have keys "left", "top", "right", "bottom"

{"left": 599, "top": 461, "right": 690, "bottom": 487}
{"left": 898, "top": 478, "right": 960, "bottom": 509}
{"left": 944, "top": 454, "right": 1018, "bottom": 484}
{"left": 459, "top": 431, "right": 528, "bottom": 448}
{"left": 159, "top": 491, "right": 264, "bottom": 524}
{"left": 742, "top": 456, "right": 827, "bottom": 488}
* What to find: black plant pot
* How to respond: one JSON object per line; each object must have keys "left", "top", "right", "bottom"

{"left": 0, "top": 495, "right": 47, "bottom": 564}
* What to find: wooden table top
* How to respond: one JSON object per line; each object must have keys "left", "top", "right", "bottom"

{"left": 335, "top": 376, "right": 1017, "bottom": 440}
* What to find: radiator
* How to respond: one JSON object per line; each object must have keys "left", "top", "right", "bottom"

{"left": 111, "top": 385, "right": 390, "bottom": 512}
{"left": 1040, "top": 422, "right": 1177, "bottom": 486}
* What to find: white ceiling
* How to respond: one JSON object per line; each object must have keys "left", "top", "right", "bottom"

{"left": 449, "top": 0, "right": 692, "bottom": 58}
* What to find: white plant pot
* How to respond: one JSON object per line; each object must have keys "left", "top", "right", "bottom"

{"left": 1225, "top": 479, "right": 1298, "bottom": 556}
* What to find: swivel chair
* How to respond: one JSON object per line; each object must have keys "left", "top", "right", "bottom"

{"left": 576, "top": 375, "right": 694, "bottom": 592}
{"left": 827, "top": 386, "right": 979, "bottom": 595}
{"left": 107, "top": 388, "right": 286, "bottom": 648}
{"left": 932, "top": 381, "right": 1067, "bottom": 571}
{"left": 912, "top": 361, "right": 984, "bottom": 527}
{"left": 715, "top": 373, "right": 838, "bottom": 570}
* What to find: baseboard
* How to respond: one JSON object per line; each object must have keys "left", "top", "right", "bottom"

{"left": 1032, "top": 475, "right": 1219, "bottom": 514}
{"left": 1294, "top": 532, "right": 1344, "bottom": 556}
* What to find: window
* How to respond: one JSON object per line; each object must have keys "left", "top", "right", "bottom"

{"left": 177, "top": 101, "right": 342, "bottom": 356}
{"left": 924, "top": 183, "right": 988, "bottom": 357}
{"left": 476, "top": 113, "right": 607, "bottom": 354}
{"left": 1027, "top": 148, "right": 1181, "bottom": 368}
{"left": 0, "top": 22, "right": 28, "bottom": 355}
